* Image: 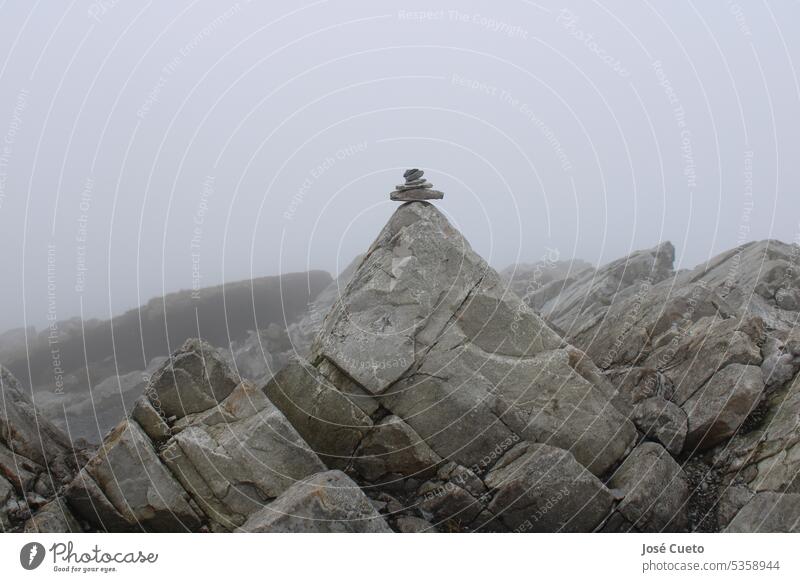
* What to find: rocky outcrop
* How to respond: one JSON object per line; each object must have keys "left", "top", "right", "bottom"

{"left": 291, "top": 201, "right": 637, "bottom": 531}
{"left": 529, "top": 238, "right": 800, "bottom": 531}
{"left": 7, "top": 204, "right": 797, "bottom": 533}
{"left": 63, "top": 339, "right": 389, "bottom": 533}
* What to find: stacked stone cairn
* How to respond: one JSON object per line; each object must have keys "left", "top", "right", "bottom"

{"left": 390, "top": 168, "right": 444, "bottom": 201}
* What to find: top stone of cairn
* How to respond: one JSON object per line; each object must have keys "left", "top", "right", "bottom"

{"left": 390, "top": 169, "right": 444, "bottom": 202}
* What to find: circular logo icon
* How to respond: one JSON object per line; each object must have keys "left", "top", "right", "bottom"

{"left": 20, "top": 542, "right": 46, "bottom": 570}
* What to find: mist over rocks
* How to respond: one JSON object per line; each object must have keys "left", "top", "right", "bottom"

{"left": 0, "top": 271, "right": 330, "bottom": 444}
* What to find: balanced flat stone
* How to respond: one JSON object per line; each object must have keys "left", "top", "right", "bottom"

{"left": 390, "top": 188, "right": 444, "bottom": 201}
{"left": 396, "top": 182, "right": 432, "bottom": 191}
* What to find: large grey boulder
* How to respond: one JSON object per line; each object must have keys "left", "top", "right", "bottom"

{"left": 311, "top": 202, "right": 635, "bottom": 481}
{"left": 65, "top": 419, "right": 201, "bottom": 532}
{"left": 64, "top": 341, "right": 330, "bottom": 533}
{"left": 682, "top": 364, "right": 764, "bottom": 450}
{"left": 484, "top": 442, "right": 614, "bottom": 532}
{"left": 608, "top": 442, "right": 690, "bottom": 532}
{"left": 240, "top": 470, "right": 391, "bottom": 533}
{"left": 146, "top": 338, "right": 239, "bottom": 420}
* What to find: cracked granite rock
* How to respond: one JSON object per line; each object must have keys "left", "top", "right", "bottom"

{"left": 308, "top": 201, "right": 636, "bottom": 530}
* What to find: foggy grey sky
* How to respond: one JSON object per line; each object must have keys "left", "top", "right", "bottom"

{"left": 1, "top": 0, "right": 799, "bottom": 333}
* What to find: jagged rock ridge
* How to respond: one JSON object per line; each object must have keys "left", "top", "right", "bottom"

{"left": 5, "top": 200, "right": 799, "bottom": 533}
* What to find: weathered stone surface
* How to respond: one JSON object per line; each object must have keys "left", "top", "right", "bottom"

{"left": 65, "top": 419, "right": 201, "bottom": 532}
{"left": 162, "top": 381, "right": 326, "bottom": 530}
{"left": 313, "top": 202, "right": 635, "bottom": 480}
{"left": 726, "top": 492, "right": 800, "bottom": 532}
{"left": 264, "top": 361, "right": 372, "bottom": 469}
{"left": 23, "top": 498, "right": 82, "bottom": 533}
{"left": 631, "top": 397, "right": 688, "bottom": 455}
{"left": 682, "top": 364, "right": 764, "bottom": 450}
{"left": 353, "top": 415, "right": 441, "bottom": 482}
{"left": 609, "top": 442, "right": 690, "bottom": 532}
{"left": 239, "top": 470, "right": 392, "bottom": 532}
{"left": 484, "top": 443, "right": 614, "bottom": 532}
{"left": 146, "top": 338, "right": 238, "bottom": 419}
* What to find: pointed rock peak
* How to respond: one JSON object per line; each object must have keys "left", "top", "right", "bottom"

{"left": 311, "top": 200, "right": 635, "bottom": 476}
{"left": 312, "top": 201, "right": 560, "bottom": 395}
